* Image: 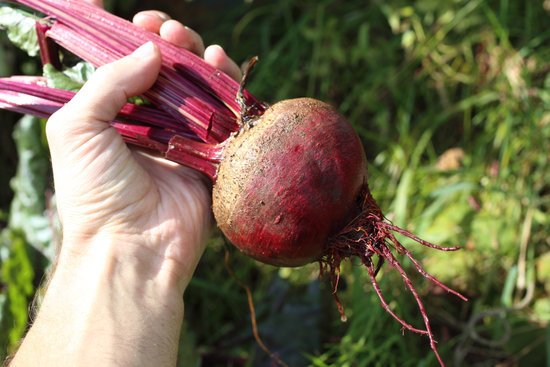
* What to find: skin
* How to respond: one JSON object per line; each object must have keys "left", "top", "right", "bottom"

{"left": 8, "top": 2, "right": 241, "bottom": 366}
{"left": 213, "top": 99, "right": 367, "bottom": 266}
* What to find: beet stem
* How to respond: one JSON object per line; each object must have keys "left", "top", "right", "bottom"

{"left": 0, "top": 76, "right": 197, "bottom": 134}
{"left": 236, "top": 56, "right": 267, "bottom": 128}
{"left": 46, "top": 22, "right": 235, "bottom": 143}
{"left": 13, "top": 0, "right": 266, "bottom": 143}
{"left": 68, "top": 0, "right": 262, "bottom": 114}
{"left": 0, "top": 79, "right": 222, "bottom": 178}
{"left": 35, "top": 21, "right": 61, "bottom": 69}
{"left": 0, "top": 90, "right": 60, "bottom": 118}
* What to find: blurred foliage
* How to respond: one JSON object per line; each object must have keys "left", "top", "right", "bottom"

{"left": 0, "top": 116, "right": 51, "bottom": 361}
{"left": 0, "top": 0, "right": 549, "bottom": 366}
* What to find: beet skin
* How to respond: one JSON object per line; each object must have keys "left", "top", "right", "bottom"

{"left": 213, "top": 98, "right": 367, "bottom": 267}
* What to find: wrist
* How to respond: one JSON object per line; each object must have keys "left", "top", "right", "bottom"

{"left": 57, "top": 230, "right": 189, "bottom": 293}
{"left": 59, "top": 220, "right": 208, "bottom": 289}
{"left": 13, "top": 233, "right": 185, "bottom": 367}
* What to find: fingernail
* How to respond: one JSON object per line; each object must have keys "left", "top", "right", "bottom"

{"left": 155, "top": 11, "right": 171, "bottom": 21}
{"left": 133, "top": 42, "right": 156, "bottom": 57}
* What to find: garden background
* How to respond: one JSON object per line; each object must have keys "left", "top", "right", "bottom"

{"left": 0, "top": 0, "right": 549, "bottom": 366}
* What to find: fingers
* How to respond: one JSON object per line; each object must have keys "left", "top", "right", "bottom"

{"left": 47, "top": 42, "right": 162, "bottom": 147}
{"left": 132, "top": 11, "right": 241, "bottom": 81}
{"left": 204, "top": 45, "right": 243, "bottom": 81}
{"left": 134, "top": 12, "right": 204, "bottom": 56}
{"left": 160, "top": 20, "right": 205, "bottom": 56}
{"left": 132, "top": 10, "right": 171, "bottom": 34}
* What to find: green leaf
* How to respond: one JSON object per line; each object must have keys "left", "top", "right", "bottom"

{"left": 43, "top": 62, "right": 95, "bottom": 91}
{"left": 537, "top": 252, "right": 550, "bottom": 294}
{"left": 8, "top": 115, "right": 53, "bottom": 259}
{"left": 176, "top": 324, "right": 201, "bottom": 367}
{"left": 0, "top": 6, "right": 40, "bottom": 57}
{"left": 0, "top": 229, "right": 35, "bottom": 353}
{"left": 0, "top": 60, "right": 52, "bottom": 358}
{"left": 392, "top": 168, "right": 412, "bottom": 227}
{"left": 533, "top": 298, "right": 550, "bottom": 322}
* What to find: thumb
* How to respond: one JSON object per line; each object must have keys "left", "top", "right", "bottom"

{"left": 46, "top": 41, "right": 161, "bottom": 149}
{"left": 45, "top": 42, "right": 161, "bottom": 229}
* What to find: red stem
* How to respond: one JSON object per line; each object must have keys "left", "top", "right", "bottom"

{"left": 4, "top": 0, "right": 268, "bottom": 177}
{"left": 0, "top": 77, "right": 193, "bottom": 135}
{"left": 0, "top": 89, "right": 60, "bottom": 118}
{"left": 12, "top": 0, "right": 266, "bottom": 144}
{"left": 0, "top": 78, "right": 222, "bottom": 181}
{"left": 35, "top": 22, "right": 61, "bottom": 69}
{"left": 62, "top": 0, "right": 263, "bottom": 115}
{"left": 165, "top": 136, "right": 223, "bottom": 181}
{"left": 45, "top": 22, "right": 235, "bottom": 144}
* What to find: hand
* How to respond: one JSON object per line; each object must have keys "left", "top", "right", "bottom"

{"left": 49, "top": 6, "right": 242, "bottom": 292}
{"left": 10, "top": 4, "right": 241, "bottom": 367}
{"left": 133, "top": 10, "right": 242, "bottom": 81}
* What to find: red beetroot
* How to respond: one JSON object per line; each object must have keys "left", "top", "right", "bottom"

{"left": 214, "top": 98, "right": 367, "bottom": 267}
{"left": 0, "top": 1, "right": 468, "bottom": 366}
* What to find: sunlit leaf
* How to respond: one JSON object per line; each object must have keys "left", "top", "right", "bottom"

{"left": 0, "top": 6, "right": 39, "bottom": 57}
{"left": 8, "top": 115, "right": 53, "bottom": 259}
{"left": 0, "top": 229, "right": 35, "bottom": 352}
{"left": 43, "top": 62, "right": 95, "bottom": 91}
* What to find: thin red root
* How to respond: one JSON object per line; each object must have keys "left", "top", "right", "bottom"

{"left": 364, "top": 259, "right": 428, "bottom": 335}
{"left": 380, "top": 222, "right": 462, "bottom": 251}
{"left": 223, "top": 248, "right": 289, "bottom": 367}
{"left": 320, "top": 185, "right": 468, "bottom": 367}
{"left": 319, "top": 253, "right": 347, "bottom": 322}
{"left": 385, "top": 232, "right": 468, "bottom": 302}
{"left": 380, "top": 245, "right": 445, "bottom": 366}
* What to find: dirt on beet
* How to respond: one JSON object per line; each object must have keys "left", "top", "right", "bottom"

{"left": 212, "top": 98, "right": 367, "bottom": 267}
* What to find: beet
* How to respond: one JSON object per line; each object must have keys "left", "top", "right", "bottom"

{"left": 213, "top": 98, "right": 367, "bottom": 266}
{"left": 0, "top": 2, "right": 469, "bottom": 366}
{"left": 212, "top": 98, "right": 467, "bottom": 367}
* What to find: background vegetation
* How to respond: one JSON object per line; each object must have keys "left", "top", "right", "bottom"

{"left": 1, "top": 0, "right": 549, "bottom": 366}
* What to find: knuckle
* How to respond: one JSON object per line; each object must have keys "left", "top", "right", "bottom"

{"left": 93, "top": 63, "right": 117, "bottom": 81}
{"left": 45, "top": 109, "right": 67, "bottom": 140}
{"left": 155, "top": 11, "right": 171, "bottom": 21}
{"left": 46, "top": 108, "right": 82, "bottom": 148}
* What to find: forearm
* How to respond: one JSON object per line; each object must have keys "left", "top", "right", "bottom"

{"left": 10, "top": 234, "right": 185, "bottom": 367}
{"left": 5, "top": 5, "right": 223, "bottom": 364}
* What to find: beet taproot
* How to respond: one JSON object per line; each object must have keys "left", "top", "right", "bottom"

{"left": 0, "top": 2, "right": 469, "bottom": 366}
{"left": 213, "top": 98, "right": 367, "bottom": 266}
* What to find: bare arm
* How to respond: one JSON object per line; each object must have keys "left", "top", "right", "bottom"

{"left": 9, "top": 6, "right": 242, "bottom": 367}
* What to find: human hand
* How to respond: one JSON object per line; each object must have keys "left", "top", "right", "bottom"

{"left": 10, "top": 4, "right": 242, "bottom": 367}
{"left": 48, "top": 7, "right": 242, "bottom": 292}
